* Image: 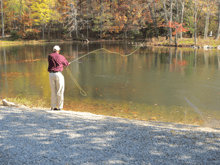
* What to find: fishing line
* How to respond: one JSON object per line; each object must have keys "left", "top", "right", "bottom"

{"left": 68, "top": 47, "right": 141, "bottom": 64}
{"left": 185, "top": 97, "right": 207, "bottom": 124}
{"left": 66, "top": 46, "right": 141, "bottom": 96}
{"left": 66, "top": 67, "right": 87, "bottom": 96}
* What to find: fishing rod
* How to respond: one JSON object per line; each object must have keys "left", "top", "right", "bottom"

{"left": 66, "top": 46, "right": 142, "bottom": 96}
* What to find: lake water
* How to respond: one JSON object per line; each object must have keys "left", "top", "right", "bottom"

{"left": 1, "top": 42, "right": 220, "bottom": 127}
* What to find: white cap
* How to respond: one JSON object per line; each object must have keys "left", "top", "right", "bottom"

{"left": 53, "top": 45, "right": 61, "bottom": 51}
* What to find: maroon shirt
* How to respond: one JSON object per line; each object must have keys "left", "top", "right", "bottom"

{"left": 48, "top": 52, "right": 69, "bottom": 72}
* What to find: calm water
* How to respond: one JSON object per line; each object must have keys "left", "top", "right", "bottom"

{"left": 1, "top": 42, "right": 220, "bottom": 127}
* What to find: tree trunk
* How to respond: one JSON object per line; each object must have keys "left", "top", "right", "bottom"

{"left": 194, "top": 0, "right": 197, "bottom": 45}
{"left": 75, "top": 9, "right": 78, "bottom": 38}
{"left": 162, "top": 0, "right": 173, "bottom": 42}
{"left": 179, "top": 0, "right": 185, "bottom": 38}
{"left": 169, "top": 0, "right": 173, "bottom": 43}
{"left": 204, "top": 12, "right": 210, "bottom": 39}
{"left": 124, "top": 30, "right": 127, "bottom": 38}
{"left": 48, "top": 24, "right": 51, "bottom": 38}
{"left": 175, "top": 0, "right": 178, "bottom": 46}
{"left": 176, "top": 0, "right": 179, "bottom": 22}
{"left": 152, "top": 0, "right": 158, "bottom": 38}
{"left": 1, "top": 0, "right": 4, "bottom": 37}
{"left": 148, "top": 0, "right": 158, "bottom": 38}
{"left": 100, "top": 0, "right": 103, "bottom": 38}
{"left": 42, "top": 24, "right": 45, "bottom": 39}
{"left": 18, "top": 0, "right": 22, "bottom": 30}
{"left": 215, "top": 0, "right": 220, "bottom": 40}
{"left": 19, "top": 0, "right": 22, "bottom": 21}
{"left": 87, "top": 7, "right": 89, "bottom": 39}
{"left": 204, "top": 2, "right": 210, "bottom": 39}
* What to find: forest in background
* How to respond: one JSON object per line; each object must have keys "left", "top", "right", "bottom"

{"left": 1, "top": 0, "right": 220, "bottom": 44}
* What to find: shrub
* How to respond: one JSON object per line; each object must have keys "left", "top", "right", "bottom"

{"left": 10, "top": 31, "right": 22, "bottom": 41}
{"left": 24, "top": 29, "right": 41, "bottom": 40}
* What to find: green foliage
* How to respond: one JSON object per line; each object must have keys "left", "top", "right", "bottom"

{"left": 183, "top": 1, "right": 195, "bottom": 36}
{"left": 10, "top": 31, "right": 22, "bottom": 41}
{"left": 31, "top": 0, "right": 53, "bottom": 25}
{"left": 131, "top": 29, "right": 142, "bottom": 37}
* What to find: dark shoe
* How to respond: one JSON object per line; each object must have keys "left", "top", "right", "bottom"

{"left": 53, "top": 108, "right": 61, "bottom": 111}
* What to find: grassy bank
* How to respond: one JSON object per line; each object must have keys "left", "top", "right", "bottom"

{"left": 0, "top": 40, "right": 44, "bottom": 46}
{"left": 0, "top": 35, "right": 75, "bottom": 46}
{"left": 1, "top": 36, "right": 220, "bottom": 47}
{"left": 146, "top": 37, "right": 220, "bottom": 47}
{"left": 0, "top": 39, "right": 73, "bottom": 46}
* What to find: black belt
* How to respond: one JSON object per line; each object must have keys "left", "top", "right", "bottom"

{"left": 50, "top": 71, "right": 60, "bottom": 73}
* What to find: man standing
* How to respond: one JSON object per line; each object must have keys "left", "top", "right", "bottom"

{"left": 48, "top": 45, "right": 69, "bottom": 110}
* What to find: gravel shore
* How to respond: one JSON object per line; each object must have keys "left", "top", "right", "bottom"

{"left": 0, "top": 106, "right": 220, "bottom": 165}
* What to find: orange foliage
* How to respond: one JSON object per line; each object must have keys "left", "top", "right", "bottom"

{"left": 21, "top": 11, "right": 33, "bottom": 27}
{"left": 160, "top": 21, "right": 189, "bottom": 35}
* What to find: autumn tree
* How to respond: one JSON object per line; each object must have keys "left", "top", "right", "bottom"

{"left": 31, "top": 0, "right": 59, "bottom": 39}
{"left": 90, "top": 0, "right": 113, "bottom": 38}
{"left": 111, "top": 0, "right": 148, "bottom": 39}
{"left": 1, "top": 0, "right": 220, "bottom": 41}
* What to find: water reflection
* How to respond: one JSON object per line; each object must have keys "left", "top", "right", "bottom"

{"left": 1, "top": 47, "right": 8, "bottom": 98}
{"left": 0, "top": 43, "right": 220, "bottom": 127}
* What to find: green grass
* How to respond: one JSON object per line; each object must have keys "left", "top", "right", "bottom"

{"left": 178, "top": 38, "right": 220, "bottom": 47}
{"left": 154, "top": 37, "right": 220, "bottom": 47}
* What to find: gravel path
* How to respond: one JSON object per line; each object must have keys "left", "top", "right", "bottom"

{"left": 0, "top": 106, "right": 220, "bottom": 165}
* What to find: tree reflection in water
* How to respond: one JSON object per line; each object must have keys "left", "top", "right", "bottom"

{"left": 0, "top": 43, "right": 220, "bottom": 128}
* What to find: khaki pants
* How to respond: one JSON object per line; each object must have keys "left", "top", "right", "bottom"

{"left": 49, "top": 72, "right": 65, "bottom": 109}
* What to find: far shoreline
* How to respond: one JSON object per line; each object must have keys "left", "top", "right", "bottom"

{"left": 1, "top": 37, "right": 220, "bottom": 49}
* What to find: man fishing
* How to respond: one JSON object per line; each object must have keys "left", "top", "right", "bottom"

{"left": 48, "top": 45, "right": 69, "bottom": 110}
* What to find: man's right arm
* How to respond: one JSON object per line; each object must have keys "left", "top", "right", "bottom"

{"left": 62, "top": 57, "right": 69, "bottom": 67}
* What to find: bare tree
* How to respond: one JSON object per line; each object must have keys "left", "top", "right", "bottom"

{"left": 86, "top": 0, "right": 89, "bottom": 39}
{"left": 204, "top": 0, "right": 211, "bottom": 39}
{"left": 162, "top": 0, "right": 173, "bottom": 43}
{"left": 147, "top": 0, "right": 159, "bottom": 38}
{"left": 215, "top": 0, "right": 220, "bottom": 39}
{"left": 100, "top": 0, "right": 103, "bottom": 38}
{"left": 194, "top": 0, "right": 197, "bottom": 45}
{"left": 175, "top": 0, "right": 178, "bottom": 46}
{"left": 65, "top": 0, "right": 79, "bottom": 39}
{"left": 169, "top": 0, "right": 174, "bottom": 42}
{"left": 179, "top": 0, "right": 185, "bottom": 38}
{"left": 1, "top": 0, "right": 4, "bottom": 37}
